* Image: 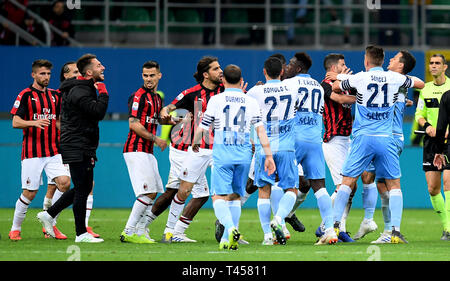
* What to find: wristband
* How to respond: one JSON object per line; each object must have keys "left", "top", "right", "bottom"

{"left": 96, "top": 83, "right": 108, "bottom": 95}
{"left": 423, "top": 122, "right": 431, "bottom": 130}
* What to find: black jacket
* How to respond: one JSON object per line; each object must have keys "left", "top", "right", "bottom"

{"left": 59, "top": 77, "right": 109, "bottom": 163}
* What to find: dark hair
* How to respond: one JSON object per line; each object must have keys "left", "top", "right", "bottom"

{"left": 143, "top": 60, "right": 160, "bottom": 71}
{"left": 223, "top": 64, "right": 241, "bottom": 85}
{"left": 59, "top": 61, "right": 76, "bottom": 82}
{"left": 269, "top": 53, "right": 286, "bottom": 65}
{"left": 323, "top": 53, "right": 345, "bottom": 71}
{"left": 399, "top": 50, "right": 416, "bottom": 75}
{"left": 294, "top": 52, "right": 312, "bottom": 73}
{"left": 430, "top": 53, "right": 447, "bottom": 65}
{"left": 32, "top": 59, "right": 53, "bottom": 72}
{"left": 193, "top": 56, "right": 218, "bottom": 83}
{"left": 264, "top": 57, "right": 283, "bottom": 79}
{"left": 76, "top": 53, "right": 97, "bottom": 76}
{"left": 365, "top": 45, "right": 384, "bottom": 66}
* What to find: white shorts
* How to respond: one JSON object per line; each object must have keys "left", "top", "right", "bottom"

{"left": 43, "top": 164, "right": 71, "bottom": 185}
{"left": 123, "top": 152, "right": 164, "bottom": 196}
{"left": 22, "top": 154, "right": 70, "bottom": 191}
{"left": 322, "top": 136, "right": 351, "bottom": 186}
{"left": 166, "top": 146, "right": 209, "bottom": 198}
{"left": 179, "top": 146, "right": 213, "bottom": 185}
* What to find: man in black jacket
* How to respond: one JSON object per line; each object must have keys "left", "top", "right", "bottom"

{"left": 37, "top": 54, "right": 108, "bottom": 243}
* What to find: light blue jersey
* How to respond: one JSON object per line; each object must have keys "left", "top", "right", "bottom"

{"left": 284, "top": 74, "right": 325, "bottom": 143}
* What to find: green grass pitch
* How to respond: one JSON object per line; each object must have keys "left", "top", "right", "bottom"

{"left": 0, "top": 208, "right": 448, "bottom": 261}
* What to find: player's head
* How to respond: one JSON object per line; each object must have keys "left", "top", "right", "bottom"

{"left": 77, "top": 53, "right": 105, "bottom": 82}
{"left": 194, "top": 56, "right": 222, "bottom": 85}
{"left": 142, "top": 60, "right": 162, "bottom": 92}
{"left": 364, "top": 45, "right": 384, "bottom": 69}
{"left": 59, "top": 61, "right": 79, "bottom": 82}
{"left": 323, "top": 53, "right": 346, "bottom": 73}
{"left": 263, "top": 57, "right": 283, "bottom": 80}
{"left": 285, "top": 52, "right": 312, "bottom": 78}
{"left": 388, "top": 51, "right": 416, "bottom": 75}
{"left": 222, "top": 64, "right": 242, "bottom": 88}
{"left": 269, "top": 53, "right": 288, "bottom": 80}
{"left": 31, "top": 59, "right": 52, "bottom": 88}
{"left": 429, "top": 53, "right": 448, "bottom": 79}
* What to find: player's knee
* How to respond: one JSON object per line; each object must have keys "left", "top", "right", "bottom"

{"left": 22, "top": 189, "right": 37, "bottom": 201}
{"left": 55, "top": 176, "right": 71, "bottom": 192}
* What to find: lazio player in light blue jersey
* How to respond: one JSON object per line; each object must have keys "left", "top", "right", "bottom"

{"left": 332, "top": 46, "right": 424, "bottom": 244}
{"left": 247, "top": 57, "right": 300, "bottom": 245}
{"left": 193, "top": 64, "right": 275, "bottom": 250}
{"left": 283, "top": 52, "right": 338, "bottom": 245}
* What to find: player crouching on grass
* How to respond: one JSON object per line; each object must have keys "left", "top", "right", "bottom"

{"left": 192, "top": 64, "right": 275, "bottom": 250}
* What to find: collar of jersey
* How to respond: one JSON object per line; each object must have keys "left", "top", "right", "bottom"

{"left": 266, "top": 79, "right": 281, "bottom": 83}
{"left": 368, "top": 67, "right": 384, "bottom": 72}
{"left": 296, "top": 74, "right": 311, "bottom": 78}
{"left": 224, "top": 88, "right": 243, "bottom": 93}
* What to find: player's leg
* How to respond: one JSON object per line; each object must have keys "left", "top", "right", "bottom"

{"left": 43, "top": 184, "right": 57, "bottom": 211}
{"left": 427, "top": 171, "right": 448, "bottom": 238}
{"left": 353, "top": 170, "right": 378, "bottom": 240}
{"left": 258, "top": 184, "right": 273, "bottom": 245}
{"left": 310, "top": 179, "right": 338, "bottom": 245}
{"left": 85, "top": 181, "right": 100, "bottom": 238}
{"left": 371, "top": 180, "right": 393, "bottom": 244}
{"left": 442, "top": 169, "right": 450, "bottom": 240}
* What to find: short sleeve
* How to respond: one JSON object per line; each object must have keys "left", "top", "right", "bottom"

{"left": 11, "top": 91, "right": 29, "bottom": 119}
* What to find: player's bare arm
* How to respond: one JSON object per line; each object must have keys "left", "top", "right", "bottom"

{"left": 129, "top": 117, "right": 167, "bottom": 151}
{"left": 255, "top": 125, "right": 276, "bottom": 176}
{"left": 330, "top": 91, "right": 356, "bottom": 105}
{"left": 12, "top": 115, "right": 50, "bottom": 129}
{"left": 160, "top": 104, "right": 176, "bottom": 122}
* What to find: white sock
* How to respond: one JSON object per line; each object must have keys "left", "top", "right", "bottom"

{"left": 85, "top": 194, "right": 93, "bottom": 227}
{"left": 125, "top": 195, "right": 151, "bottom": 234}
{"left": 11, "top": 194, "right": 31, "bottom": 231}
{"left": 51, "top": 189, "right": 64, "bottom": 226}
{"left": 43, "top": 197, "right": 52, "bottom": 211}
{"left": 165, "top": 194, "right": 186, "bottom": 231}
{"left": 174, "top": 216, "right": 191, "bottom": 235}
{"left": 240, "top": 191, "right": 251, "bottom": 206}
{"left": 136, "top": 199, "right": 155, "bottom": 236}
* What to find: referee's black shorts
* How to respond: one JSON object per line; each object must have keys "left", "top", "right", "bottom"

{"left": 422, "top": 135, "right": 450, "bottom": 171}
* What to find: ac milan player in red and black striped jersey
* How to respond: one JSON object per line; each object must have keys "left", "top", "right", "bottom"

{"left": 9, "top": 59, "right": 71, "bottom": 241}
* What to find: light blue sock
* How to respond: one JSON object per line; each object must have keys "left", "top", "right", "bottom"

{"left": 213, "top": 199, "right": 234, "bottom": 241}
{"left": 270, "top": 184, "right": 284, "bottom": 215}
{"left": 315, "top": 188, "right": 333, "bottom": 229}
{"left": 333, "top": 184, "right": 352, "bottom": 223}
{"left": 275, "top": 191, "right": 297, "bottom": 221}
{"left": 363, "top": 183, "right": 378, "bottom": 220}
{"left": 228, "top": 200, "right": 241, "bottom": 229}
{"left": 380, "top": 191, "right": 391, "bottom": 231}
{"left": 257, "top": 198, "right": 272, "bottom": 234}
{"left": 389, "top": 189, "right": 403, "bottom": 231}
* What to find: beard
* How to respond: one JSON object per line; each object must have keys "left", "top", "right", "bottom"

{"left": 37, "top": 79, "right": 49, "bottom": 88}
{"left": 93, "top": 70, "right": 104, "bottom": 82}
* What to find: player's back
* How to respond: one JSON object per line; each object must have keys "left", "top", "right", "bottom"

{"left": 284, "top": 74, "right": 325, "bottom": 143}
{"left": 341, "top": 68, "right": 411, "bottom": 137}
{"left": 201, "top": 88, "right": 262, "bottom": 164}
{"left": 247, "top": 79, "right": 298, "bottom": 152}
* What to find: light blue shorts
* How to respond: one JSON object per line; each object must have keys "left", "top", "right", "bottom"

{"left": 254, "top": 150, "right": 298, "bottom": 189}
{"left": 210, "top": 162, "right": 250, "bottom": 197}
{"left": 344, "top": 135, "right": 400, "bottom": 180}
{"left": 294, "top": 141, "right": 325, "bottom": 180}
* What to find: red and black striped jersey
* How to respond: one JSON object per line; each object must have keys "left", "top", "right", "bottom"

{"left": 123, "top": 86, "right": 162, "bottom": 154}
{"left": 321, "top": 79, "right": 354, "bottom": 143}
{"left": 10, "top": 86, "right": 61, "bottom": 160}
{"left": 169, "top": 83, "right": 224, "bottom": 151}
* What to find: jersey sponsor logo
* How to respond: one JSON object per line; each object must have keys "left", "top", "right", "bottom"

{"left": 298, "top": 116, "right": 318, "bottom": 126}
{"left": 366, "top": 111, "right": 390, "bottom": 120}
{"left": 33, "top": 108, "right": 56, "bottom": 121}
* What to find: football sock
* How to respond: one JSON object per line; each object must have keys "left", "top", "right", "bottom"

{"left": 380, "top": 191, "right": 391, "bottom": 231}
{"left": 11, "top": 194, "right": 31, "bottom": 231}
{"left": 275, "top": 191, "right": 297, "bottom": 221}
{"left": 430, "top": 192, "right": 448, "bottom": 231}
{"left": 135, "top": 198, "right": 155, "bottom": 236}
{"left": 228, "top": 200, "right": 241, "bottom": 229}
{"left": 362, "top": 183, "right": 378, "bottom": 220}
{"left": 270, "top": 184, "right": 284, "bottom": 215}
{"left": 288, "top": 190, "right": 307, "bottom": 218}
{"left": 125, "top": 195, "right": 151, "bottom": 234}
{"left": 389, "top": 189, "right": 403, "bottom": 232}
{"left": 43, "top": 197, "right": 52, "bottom": 211}
{"left": 173, "top": 216, "right": 191, "bottom": 235}
{"left": 85, "top": 194, "right": 93, "bottom": 227}
{"left": 315, "top": 188, "right": 333, "bottom": 229}
{"left": 213, "top": 199, "right": 234, "bottom": 241}
{"left": 445, "top": 190, "right": 450, "bottom": 231}
{"left": 257, "top": 198, "right": 272, "bottom": 235}
{"left": 166, "top": 194, "right": 186, "bottom": 230}
{"left": 333, "top": 184, "right": 352, "bottom": 223}
{"left": 240, "top": 191, "right": 251, "bottom": 206}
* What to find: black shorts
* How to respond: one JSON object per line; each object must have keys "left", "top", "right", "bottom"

{"left": 422, "top": 135, "right": 450, "bottom": 172}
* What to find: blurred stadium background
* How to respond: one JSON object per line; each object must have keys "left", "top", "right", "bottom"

{"left": 1, "top": 0, "right": 450, "bottom": 210}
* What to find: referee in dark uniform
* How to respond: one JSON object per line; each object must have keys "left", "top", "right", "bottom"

{"left": 37, "top": 54, "right": 108, "bottom": 243}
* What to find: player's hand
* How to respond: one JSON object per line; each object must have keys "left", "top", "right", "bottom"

{"left": 325, "top": 71, "right": 338, "bottom": 81}
{"left": 192, "top": 143, "right": 200, "bottom": 153}
{"left": 342, "top": 66, "right": 353, "bottom": 75}
{"left": 264, "top": 155, "right": 276, "bottom": 176}
{"left": 406, "top": 99, "right": 414, "bottom": 107}
{"left": 433, "top": 153, "right": 446, "bottom": 170}
{"left": 154, "top": 136, "right": 167, "bottom": 151}
{"left": 33, "top": 119, "right": 50, "bottom": 129}
{"left": 159, "top": 107, "right": 172, "bottom": 123}
{"left": 426, "top": 125, "right": 436, "bottom": 137}
{"left": 240, "top": 79, "right": 248, "bottom": 92}
{"left": 95, "top": 82, "right": 108, "bottom": 95}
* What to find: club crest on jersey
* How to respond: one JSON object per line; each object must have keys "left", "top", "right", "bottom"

{"left": 143, "top": 183, "right": 148, "bottom": 190}
{"left": 183, "top": 169, "right": 188, "bottom": 176}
